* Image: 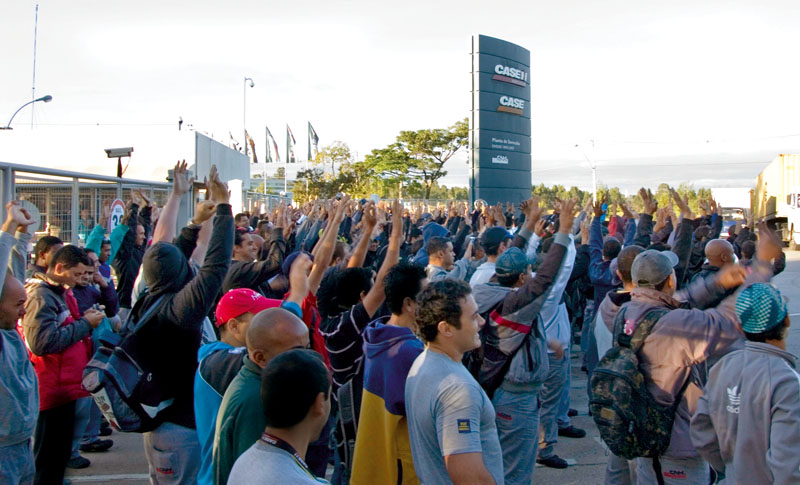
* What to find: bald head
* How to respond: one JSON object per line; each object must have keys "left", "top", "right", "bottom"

{"left": 246, "top": 307, "right": 309, "bottom": 369}
{"left": 705, "top": 239, "right": 735, "bottom": 268}
{"left": 0, "top": 274, "right": 27, "bottom": 330}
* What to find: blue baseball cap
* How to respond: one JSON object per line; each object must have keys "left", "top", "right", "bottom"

{"left": 495, "top": 247, "right": 531, "bottom": 277}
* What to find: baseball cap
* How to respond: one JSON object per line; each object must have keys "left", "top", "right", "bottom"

{"left": 630, "top": 249, "right": 679, "bottom": 288}
{"left": 495, "top": 247, "right": 531, "bottom": 277}
{"left": 480, "top": 227, "right": 512, "bottom": 249}
{"left": 736, "top": 283, "right": 788, "bottom": 334}
{"left": 215, "top": 288, "right": 281, "bottom": 326}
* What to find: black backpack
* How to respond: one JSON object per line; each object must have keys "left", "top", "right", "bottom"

{"left": 590, "top": 306, "right": 689, "bottom": 461}
{"left": 82, "top": 295, "right": 171, "bottom": 433}
{"left": 334, "top": 358, "right": 365, "bottom": 482}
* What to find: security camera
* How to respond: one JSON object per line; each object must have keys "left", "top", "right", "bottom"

{"left": 105, "top": 147, "right": 134, "bottom": 158}
{"left": 248, "top": 80, "right": 254, "bottom": 88}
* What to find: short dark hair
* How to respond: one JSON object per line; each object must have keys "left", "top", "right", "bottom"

{"left": 741, "top": 240, "right": 756, "bottom": 260}
{"left": 100, "top": 239, "right": 111, "bottom": 247}
{"left": 34, "top": 236, "right": 62, "bottom": 259}
{"left": 317, "top": 267, "right": 374, "bottom": 318}
{"left": 617, "top": 245, "right": 645, "bottom": 283}
{"left": 50, "top": 245, "right": 91, "bottom": 270}
{"left": 744, "top": 316, "right": 789, "bottom": 343}
{"left": 603, "top": 238, "right": 622, "bottom": 260}
{"left": 261, "top": 349, "right": 330, "bottom": 429}
{"left": 234, "top": 212, "right": 249, "bottom": 222}
{"left": 497, "top": 273, "right": 521, "bottom": 287}
{"left": 427, "top": 237, "right": 450, "bottom": 256}
{"left": 384, "top": 262, "right": 427, "bottom": 315}
{"left": 85, "top": 249, "right": 97, "bottom": 256}
{"left": 415, "top": 280, "right": 471, "bottom": 343}
{"left": 234, "top": 228, "right": 248, "bottom": 246}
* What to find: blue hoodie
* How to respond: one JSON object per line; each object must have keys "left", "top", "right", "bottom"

{"left": 411, "top": 223, "right": 451, "bottom": 266}
{"left": 193, "top": 341, "right": 247, "bottom": 485}
{"left": 351, "top": 319, "right": 424, "bottom": 484}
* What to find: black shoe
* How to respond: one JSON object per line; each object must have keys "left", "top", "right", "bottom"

{"left": 558, "top": 425, "right": 586, "bottom": 438}
{"left": 537, "top": 455, "right": 568, "bottom": 469}
{"left": 66, "top": 456, "right": 91, "bottom": 469}
{"left": 80, "top": 439, "right": 113, "bottom": 452}
{"left": 567, "top": 408, "right": 578, "bottom": 417}
{"left": 99, "top": 425, "right": 113, "bottom": 437}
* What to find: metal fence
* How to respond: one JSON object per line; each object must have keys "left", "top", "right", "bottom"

{"left": 244, "top": 191, "right": 291, "bottom": 215}
{"left": 0, "top": 162, "right": 174, "bottom": 246}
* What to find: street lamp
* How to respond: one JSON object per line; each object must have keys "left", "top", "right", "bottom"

{"left": 243, "top": 77, "right": 254, "bottom": 156}
{"left": 2, "top": 95, "right": 52, "bottom": 129}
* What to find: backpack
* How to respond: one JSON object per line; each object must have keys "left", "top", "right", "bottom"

{"left": 590, "top": 306, "right": 689, "bottom": 460}
{"left": 334, "top": 358, "right": 365, "bottom": 482}
{"left": 82, "top": 294, "right": 171, "bottom": 433}
{"left": 464, "top": 300, "right": 540, "bottom": 399}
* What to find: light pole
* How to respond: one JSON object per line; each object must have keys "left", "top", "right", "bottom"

{"left": 243, "top": 77, "right": 254, "bottom": 156}
{"left": 2, "top": 95, "right": 52, "bottom": 129}
{"left": 575, "top": 140, "right": 597, "bottom": 202}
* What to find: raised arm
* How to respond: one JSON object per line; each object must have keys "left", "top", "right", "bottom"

{"left": 152, "top": 160, "right": 194, "bottom": 244}
{"left": 361, "top": 200, "right": 402, "bottom": 318}
{"left": 309, "top": 196, "right": 348, "bottom": 294}
{"left": 347, "top": 201, "right": 377, "bottom": 268}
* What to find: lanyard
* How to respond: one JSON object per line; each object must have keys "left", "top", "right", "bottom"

{"left": 260, "top": 432, "right": 315, "bottom": 479}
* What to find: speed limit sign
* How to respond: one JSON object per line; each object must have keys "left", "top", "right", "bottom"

{"left": 108, "top": 199, "right": 126, "bottom": 232}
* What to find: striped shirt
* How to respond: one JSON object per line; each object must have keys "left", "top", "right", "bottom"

{"left": 320, "top": 302, "right": 373, "bottom": 401}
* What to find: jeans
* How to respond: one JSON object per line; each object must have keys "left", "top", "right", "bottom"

{"left": 34, "top": 400, "right": 76, "bottom": 485}
{"left": 538, "top": 351, "right": 569, "bottom": 459}
{"left": 71, "top": 396, "right": 92, "bottom": 458}
{"left": 0, "top": 440, "right": 35, "bottom": 485}
{"left": 556, "top": 348, "right": 572, "bottom": 428}
{"left": 143, "top": 422, "right": 201, "bottom": 485}
{"left": 636, "top": 456, "right": 709, "bottom": 485}
{"left": 492, "top": 386, "right": 540, "bottom": 485}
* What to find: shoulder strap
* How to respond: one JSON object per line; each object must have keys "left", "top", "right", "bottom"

{"left": 125, "top": 294, "right": 168, "bottom": 336}
{"left": 617, "top": 307, "right": 670, "bottom": 352}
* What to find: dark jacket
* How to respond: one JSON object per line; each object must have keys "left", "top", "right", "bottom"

{"left": 222, "top": 227, "right": 286, "bottom": 295}
{"left": 113, "top": 203, "right": 150, "bottom": 308}
{"left": 589, "top": 217, "right": 620, "bottom": 312}
{"left": 130, "top": 203, "right": 233, "bottom": 429}
{"left": 72, "top": 281, "right": 119, "bottom": 317}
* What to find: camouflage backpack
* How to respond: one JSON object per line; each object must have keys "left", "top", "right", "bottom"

{"left": 589, "top": 306, "right": 688, "bottom": 460}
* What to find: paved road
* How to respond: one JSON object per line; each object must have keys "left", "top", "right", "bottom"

{"left": 67, "top": 251, "right": 800, "bottom": 484}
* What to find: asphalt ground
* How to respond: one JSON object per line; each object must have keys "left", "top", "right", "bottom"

{"left": 67, "top": 250, "right": 800, "bottom": 484}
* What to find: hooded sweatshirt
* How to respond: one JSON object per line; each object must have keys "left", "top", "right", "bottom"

{"left": 691, "top": 342, "right": 800, "bottom": 484}
{"left": 130, "top": 203, "right": 233, "bottom": 429}
{"left": 351, "top": 318, "right": 424, "bottom": 485}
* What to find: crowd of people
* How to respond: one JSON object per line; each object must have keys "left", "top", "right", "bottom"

{"left": 0, "top": 160, "right": 795, "bottom": 485}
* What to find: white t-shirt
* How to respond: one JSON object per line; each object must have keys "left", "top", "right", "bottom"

{"left": 227, "top": 440, "right": 328, "bottom": 485}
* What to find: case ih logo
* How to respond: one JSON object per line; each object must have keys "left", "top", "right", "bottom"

{"left": 493, "top": 64, "right": 528, "bottom": 87}
{"left": 497, "top": 96, "right": 525, "bottom": 115}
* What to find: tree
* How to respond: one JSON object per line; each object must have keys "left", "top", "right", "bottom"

{"left": 313, "top": 141, "right": 352, "bottom": 178}
{"left": 275, "top": 166, "right": 285, "bottom": 178}
{"left": 365, "top": 118, "right": 468, "bottom": 199}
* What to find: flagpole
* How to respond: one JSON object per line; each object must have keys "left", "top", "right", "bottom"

{"left": 263, "top": 126, "right": 268, "bottom": 195}
{"left": 285, "top": 125, "right": 289, "bottom": 195}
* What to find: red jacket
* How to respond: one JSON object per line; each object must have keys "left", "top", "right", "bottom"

{"left": 22, "top": 278, "right": 92, "bottom": 411}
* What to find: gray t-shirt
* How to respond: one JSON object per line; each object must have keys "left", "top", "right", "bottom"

{"left": 227, "top": 440, "right": 328, "bottom": 485}
{"left": 405, "top": 348, "right": 503, "bottom": 484}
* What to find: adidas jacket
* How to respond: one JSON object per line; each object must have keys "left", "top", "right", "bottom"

{"left": 691, "top": 342, "right": 800, "bottom": 484}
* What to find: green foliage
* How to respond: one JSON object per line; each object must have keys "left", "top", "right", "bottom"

{"left": 313, "top": 141, "right": 352, "bottom": 177}
{"left": 364, "top": 118, "right": 468, "bottom": 199}
{"left": 531, "top": 183, "right": 593, "bottom": 208}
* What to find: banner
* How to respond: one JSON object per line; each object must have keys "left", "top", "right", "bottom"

{"left": 308, "top": 122, "right": 319, "bottom": 160}
{"left": 245, "top": 130, "right": 258, "bottom": 164}
{"left": 286, "top": 125, "right": 297, "bottom": 163}
{"left": 265, "top": 126, "right": 280, "bottom": 163}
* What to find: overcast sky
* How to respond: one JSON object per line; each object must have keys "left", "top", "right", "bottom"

{"left": 2, "top": 0, "right": 800, "bottom": 192}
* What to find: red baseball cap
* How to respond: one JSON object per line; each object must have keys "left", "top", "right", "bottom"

{"left": 215, "top": 288, "right": 281, "bottom": 327}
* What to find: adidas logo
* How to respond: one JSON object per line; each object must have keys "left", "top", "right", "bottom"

{"left": 726, "top": 386, "right": 740, "bottom": 414}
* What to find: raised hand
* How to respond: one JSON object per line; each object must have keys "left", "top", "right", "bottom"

{"left": 390, "top": 199, "right": 402, "bottom": 241}
{"left": 716, "top": 264, "right": 747, "bottom": 290}
{"left": 669, "top": 187, "right": 694, "bottom": 220}
{"left": 363, "top": 202, "right": 378, "bottom": 228}
{"left": 756, "top": 221, "right": 783, "bottom": 262}
{"left": 534, "top": 219, "right": 547, "bottom": 238}
{"left": 620, "top": 201, "right": 636, "bottom": 219}
{"left": 556, "top": 198, "right": 578, "bottom": 233}
{"left": 592, "top": 198, "right": 605, "bottom": 218}
{"left": 207, "top": 165, "right": 230, "bottom": 204}
{"left": 138, "top": 189, "right": 153, "bottom": 207}
{"left": 639, "top": 188, "right": 658, "bottom": 216}
{"left": 193, "top": 200, "right": 217, "bottom": 224}
{"left": 172, "top": 160, "right": 194, "bottom": 197}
